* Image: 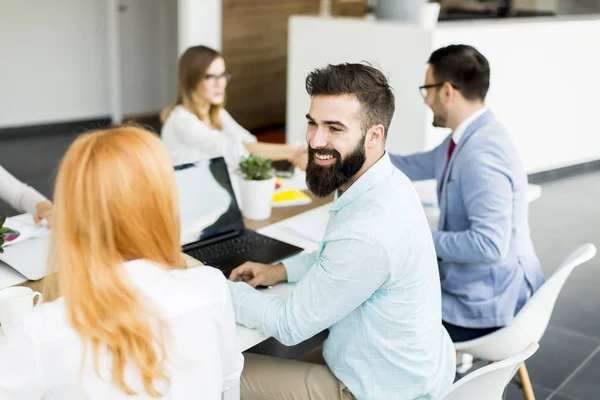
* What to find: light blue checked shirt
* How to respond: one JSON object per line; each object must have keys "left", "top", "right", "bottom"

{"left": 228, "top": 154, "right": 455, "bottom": 400}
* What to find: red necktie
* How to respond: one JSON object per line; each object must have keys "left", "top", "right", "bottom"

{"left": 446, "top": 139, "right": 456, "bottom": 167}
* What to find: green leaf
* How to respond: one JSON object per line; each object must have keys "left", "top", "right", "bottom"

{"left": 0, "top": 215, "right": 6, "bottom": 228}
{"left": 238, "top": 155, "right": 275, "bottom": 181}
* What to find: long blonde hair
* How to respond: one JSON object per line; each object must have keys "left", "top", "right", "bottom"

{"left": 51, "top": 126, "right": 187, "bottom": 396}
{"left": 161, "top": 45, "right": 224, "bottom": 130}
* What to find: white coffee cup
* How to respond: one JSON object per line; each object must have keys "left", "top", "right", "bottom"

{"left": 0, "top": 286, "right": 43, "bottom": 337}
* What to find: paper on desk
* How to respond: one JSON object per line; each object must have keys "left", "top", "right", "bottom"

{"left": 0, "top": 262, "right": 28, "bottom": 290}
{"left": 0, "top": 215, "right": 51, "bottom": 282}
{"left": 2, "top": 215, "right": 48, "bottom": 247}
{"left": 279, "top": 204, "right": 330, "bottom": 244}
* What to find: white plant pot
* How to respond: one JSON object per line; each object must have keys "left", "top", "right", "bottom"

{"left": 239, "top": 176, "right": 276, "bottom": 221}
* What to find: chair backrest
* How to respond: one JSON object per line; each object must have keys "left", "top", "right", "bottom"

{"left": 439, "top": 343, "right": 539, "bottom": 400}
{"left": 455, "top": 244, "right": 596, "bottom": 360}
{"left": 511, "top": 243, "right": 596, "bottom": 339}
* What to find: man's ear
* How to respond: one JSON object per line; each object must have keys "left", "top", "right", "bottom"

{"left": 367, "top": 124, "right": 385, "bottom": 148}
{"left": 441, "top": 81, "right": 455, "bottom": 103}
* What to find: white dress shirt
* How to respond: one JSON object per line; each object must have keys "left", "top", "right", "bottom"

{"left": 0, "top": 260, "right": 243, "bottom": 400}
{"left": 452, "top": 107, "right": 488, "bottom": 144}
{"left": 0, "top": 165, "right": 47, "bottom": 214}
{"left": 161, "top": 106, "right": 258, "bottom": 167}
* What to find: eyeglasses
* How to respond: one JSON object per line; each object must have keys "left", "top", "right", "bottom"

{"left": 204, "top": 71, "right": 232, "bottom": 84}
{"left": 418, "top": 82, "right": 459, "bottom": 99}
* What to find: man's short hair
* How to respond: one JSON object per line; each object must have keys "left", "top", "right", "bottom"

{"left": 305, "top": 63, "right": 395, "bottom": 136}
{"left": 428, "top": 45, "right": 490, "bottom": 101}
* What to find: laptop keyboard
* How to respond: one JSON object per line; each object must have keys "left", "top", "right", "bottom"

{"left": 185, "top": 230, "right": 280, "bottom": 268}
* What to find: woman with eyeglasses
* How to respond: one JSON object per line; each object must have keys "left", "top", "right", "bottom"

{"left": 161, "top": 45, "right": 304, "bottom": 168}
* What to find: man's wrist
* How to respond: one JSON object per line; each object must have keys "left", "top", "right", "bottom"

{"left": 274, "top": 263, "right": 288, "bottom": 283}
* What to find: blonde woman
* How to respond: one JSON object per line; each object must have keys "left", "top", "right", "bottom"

{"left": 161, "top": 45, "right": 305, "bottom": 168}
{"left": 0, "top": 164, "right": 53, "bottom": 225}
{"left": 0, "top": 127, "right": 242, "bottom": 399}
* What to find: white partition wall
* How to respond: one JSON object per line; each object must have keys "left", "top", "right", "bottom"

{"left": 287, "top": 16, "right": 433, "bottom": 155}
{"left": 287, "top": 15, "right": 600, "bottom": 173}
{"left": 432, "top": 16, "right": 600, "bottom": 172}
{"left": 0, "top": 0, "right": 110, "bottom": 128}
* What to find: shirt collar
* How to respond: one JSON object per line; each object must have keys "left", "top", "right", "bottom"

{"left": 330, "top": 152, "right": 394, "bottom": 213}
{"left": 452, "top": 107, "right": 488, "bottom": 144}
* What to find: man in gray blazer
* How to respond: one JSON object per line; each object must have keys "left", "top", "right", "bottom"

{"left": 390, "top": 45, "right": 544, "bottom": 342}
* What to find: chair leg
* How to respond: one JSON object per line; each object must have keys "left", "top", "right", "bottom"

{"left": 518, "top": 362, "right": 535, "bottom": 400}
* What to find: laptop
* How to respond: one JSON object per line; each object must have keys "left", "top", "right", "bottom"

{"left": 175, "top": 157, "right": 303, "bottom": 277}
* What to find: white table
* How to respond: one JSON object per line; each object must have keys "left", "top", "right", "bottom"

{"left": 0, "top": 182, "right": 543, "bottom": 399}
{"left": 0, "top": 181, "right": 543, "bottom": 351}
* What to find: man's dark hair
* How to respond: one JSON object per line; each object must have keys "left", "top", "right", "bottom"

{"left": 305, "top": 63, "right": 395, "bottom": 136}
{"left": 428, "top": 45, "right": 490, "bottom": 101}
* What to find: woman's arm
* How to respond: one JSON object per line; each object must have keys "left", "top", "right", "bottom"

{"left": 169, "top": 111, "right": 248, "bottom": 166}
{"left": 220, "top": 109, "right": 257, "bottom": 144}
{"left": 243, "top": 142, "right": 297, "bottom": 161}
{"left": 0, "top": 165, "right": 49, "bottom": 215}
{"left": 220, "top": 109, "right": 300, "bottom": 162}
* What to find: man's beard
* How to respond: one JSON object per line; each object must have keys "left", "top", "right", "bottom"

{"left": 432, "top": 112, "right": 447, "bottom": 128}
{"left": 305, "top": 135, "right": 366, "bottom": 198}
{"left": 431, "top": 99, "right": 448, "bottom": 128}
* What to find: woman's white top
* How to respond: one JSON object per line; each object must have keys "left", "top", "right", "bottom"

{"left": 0, "top": 260, "right": 243, "bottom": 400}
{"left": 161, "top": 106, "right": 257, "bottom": 167}
{"left": 0, "top": 165, "right": 47, "bottom": 214}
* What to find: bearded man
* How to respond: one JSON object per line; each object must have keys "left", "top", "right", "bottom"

{"left": 227, "top": 63, "right": 455, "bottom": 400}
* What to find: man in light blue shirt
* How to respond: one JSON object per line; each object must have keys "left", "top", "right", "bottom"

{"left": 228, "top": 63, "right": 455, "bottom": 400}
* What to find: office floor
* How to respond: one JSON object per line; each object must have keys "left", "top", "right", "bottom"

{"left": 0, "top": 130, "right": 599, "bottom": 400}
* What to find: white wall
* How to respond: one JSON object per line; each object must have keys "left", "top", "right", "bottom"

{"left": 287, "top": 17, "right": 432, "bottom": 155}
{"left": 432, "top": 16, "right": 600, "bottom": 172}
{"left": 177, "top": 0, "right": 222, "bottom": 54}
{"left": 287, "top": 15, "right": 600, "bottom": 173}
{"left": 0, "top": 0, "right": 217, "bottom": 129}
{"left": 0, "top": 0, "right": 110, "bottom": 128}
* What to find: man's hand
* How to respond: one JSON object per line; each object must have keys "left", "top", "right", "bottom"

{"left": 34, "top": 201, "right": 53, "bottom": 227}
{"left": 229, "top": 262, "right": 287, "bottom": 288}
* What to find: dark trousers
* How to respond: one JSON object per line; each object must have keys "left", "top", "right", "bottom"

{"left": 442, "top": 320, "right": 501, "bottom": 343}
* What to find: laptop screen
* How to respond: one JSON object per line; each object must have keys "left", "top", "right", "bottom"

{"left": 174, "top": 157, "right": 244, "bottom": 246}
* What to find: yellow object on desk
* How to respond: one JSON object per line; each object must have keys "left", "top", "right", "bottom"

{"left": 272, "top": 189, "right": 312, "bottom": 207}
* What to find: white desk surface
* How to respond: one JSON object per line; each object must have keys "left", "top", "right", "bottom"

{"left": 0, "top": 182, "right": 543, "bottom": 352}
{"left": 0, "top": 181, "right": 543, "bottom": 290}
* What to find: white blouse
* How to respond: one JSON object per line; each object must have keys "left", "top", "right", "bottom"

{"left": 0, "top": 260, "right": 243, "bottom": 400}
{"left": 0, "top": 165, "right": 47, "bottom": 214}
{"left": 161, "top": 106, "right": 258, "bottom": 167}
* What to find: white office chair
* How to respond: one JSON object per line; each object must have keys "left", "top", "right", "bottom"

{"left": 439, "top": 343, "right": 539, "bottom": 400}
{"left": 454, "top": 243, "right": 597, "bottom": 400}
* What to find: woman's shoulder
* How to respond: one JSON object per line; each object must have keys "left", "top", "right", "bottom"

{"left": 127, "top": 260, "right": 229, "bottom": 307}
{"left": 163, "top": 106, "right": 206, "bottom": 129}
{"left": 219, "top": 108, "right": 232, "bottom": 118}
{"left": 166, "top": 105, "right": 193, "bottom": 120}
{"left": 171, "top": 263, "right": 228, "bottom": 285}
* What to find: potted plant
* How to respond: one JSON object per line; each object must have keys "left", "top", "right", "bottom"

{"left": 237, "top": 155, "right": 276, "bottom": 220}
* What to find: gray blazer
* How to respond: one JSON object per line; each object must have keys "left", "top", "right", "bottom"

{"left": 390, "top": 111, "right": 544, "bottom": 328}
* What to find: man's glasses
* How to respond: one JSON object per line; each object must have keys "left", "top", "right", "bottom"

{"left": 204, "top": 71, "right": 232, "bottom": 84}
{"left": 418, "top": 82, "right": 459, "bottom": 99}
